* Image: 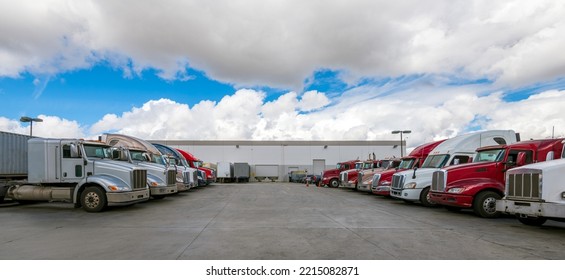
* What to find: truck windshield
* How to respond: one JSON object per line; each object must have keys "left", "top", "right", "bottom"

{"left": 195, "top": 161, "right": 203, "bottom": 168}
{"left": 421, "top": 155, "right": 450, "bottom": 168}
{"left": 130, "top": 150, "right": 165, "bottom": 165}
{"left": 83, "top": 144, "right": 112, "bottom": 159}
{"left": 355, "top": 162, "right": 363, "bottom": 169}
{"left": 397, "top": 158, "right": 416, "bottom": 169}
{"left": 474, "top": 149, "right": 506, "bottom": 162}
{"left": 363, "top": 162, "right": 373, "bottom": 169}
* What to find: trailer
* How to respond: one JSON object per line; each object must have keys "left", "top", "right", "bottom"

{"left": 217, "top": 162, "right": 234, "bottom": 183}
{"left": 234, "top": 162, "right": 250, "bottom": 183}
{"left": 255, "top": 164, "right": 279, "bottom": 182}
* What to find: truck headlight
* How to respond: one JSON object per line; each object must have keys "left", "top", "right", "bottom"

{"left": 447, "top": 187, "right": 464, "bottom": 193}
{"left": 404, "top": 182, "right": 417, "bottom": 189}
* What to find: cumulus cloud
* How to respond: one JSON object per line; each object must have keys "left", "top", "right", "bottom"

{"left": 1, "top": 0, "right": 565, "bottom": 88}
{"left": 0, "top": 115, "right": 85, "bottom": 138}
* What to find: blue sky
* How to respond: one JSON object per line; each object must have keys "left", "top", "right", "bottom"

{"left": 1, "top": 1, "right": 564, "bottom": 146}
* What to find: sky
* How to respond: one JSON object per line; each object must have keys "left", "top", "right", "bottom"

{"left": 1, "top": 0, "right": 565, "bottom": 148}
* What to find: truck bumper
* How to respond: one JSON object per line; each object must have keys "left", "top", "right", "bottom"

{"left": 391, "top": 188, "right": 421, "bottom": 201}
{"left": 372, "top": 186, "right": 390, "bottom": 196}
{"left": 496, "top": 200, "right": 565, "bottom": 218}
{"left": 339, "top": 181, "right": 356, "bottom": 189}
{"left": 357, "top": 183, "right": 371, "bottom": 192}
{"left": 176, "top": 183, "right": 190, "bottom": 192}
{"left": 150, "top": 185, "right": 178, "bottom": 197}
{"left": 430, "top": 192, "right": 473, "bottom": 208}
{"left": 107, "top": 189, "right": 150, "bottom": 206}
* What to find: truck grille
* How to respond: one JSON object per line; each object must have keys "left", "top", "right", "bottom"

{"left": 132, "top": 169, "right": 147, "bottom": 189}
{"left": 167, "top": 169, "right": 176, "bottom": 186}
{"left": 391, "top": 174, "right": 405, "bottom": 190}
{"left": 182, "top": 171, "right": 191, "bottom": 184}
{"left": 339, "top": 171, "right": 347, "bottom": 183}
{"left": 371, "top": 174, "right": 381, "bottom": 188}
{"left": 357, "top": 172, "right": 364, "bottom": 184}
{"left": 431, "top": 170, "right": 446, "bottom": 192}
{"left": 506, "top": 171, "right": 542, "bottom": 201}
{"left": 193, "top": 171, "right": 198, "bottom": 185}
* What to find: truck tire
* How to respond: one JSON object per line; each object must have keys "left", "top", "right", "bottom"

{"left": 473, "top": 191, "right": 501, "bottom": 218}
{"left": 329, "top": 179, "right": 339, "bottom": 188}
{"left": 81, "top": 186, "right": 107, "bottom": 213}
{"left": 419, "top": 187, "right": 437, "bottom": 207}
{"left": 518, "top": 216, "right": 547, "bottom": 226}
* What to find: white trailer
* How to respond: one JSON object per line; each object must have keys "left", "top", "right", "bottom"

{"left": 217, "top": 161, "right": 234, "bottom": 183}
{"left": 255, "top": 164, "right": 279, "bottom": 182}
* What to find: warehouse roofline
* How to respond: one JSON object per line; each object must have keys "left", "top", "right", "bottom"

{"left": 149, "top": 140, "right": 402, "bottom": 146}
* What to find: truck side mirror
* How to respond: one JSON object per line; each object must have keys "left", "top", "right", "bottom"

{"left": 516, "top": 152, "right": 527, "bottom": 166}
{"left": 70, "top": 144, "right": 79, "bottom": 158}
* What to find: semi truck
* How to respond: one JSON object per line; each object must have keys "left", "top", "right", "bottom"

{"left": 496, "top": 157, "right": 565, "bottom": 226}
{"left": 152, "top": 143, "right": 198, "bottom": 190}
{"left": 176, "top": 149, "right": 216, "bottom": 185}
{"left": 389, "top": 130, "right": 519, "bottom": 206}
{"left": 340, "top": 159, "right": 398, "bottom": 190}
{"left": 355, "top": 158, "right": 402, "bottom": 192}
{"left": 100, "top": 134, "right": 178, "bottom": 198}
{"left": 321, "top": 159, "right": 360, "bottom": 188}
{"left": 430, "top": 138, "right": 564, "bottom": 218}
{"left": 0, "top": 131, "right": 149, "bottom": 212}
{"left": 365, "top": 139, "right": 446, "bottom": 195}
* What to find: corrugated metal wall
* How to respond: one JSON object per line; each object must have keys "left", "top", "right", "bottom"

{"left": 0, "top": 131, "right": 31, "bottom": 176}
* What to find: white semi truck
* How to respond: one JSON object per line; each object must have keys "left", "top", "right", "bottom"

{"left": 496, "top": 156, "right": 565, "bottom": 226}
{"left": 0, "top": 131, "right": 150, "bottom": 212}
{"left": 390, "top": 130, "right": 519, "bottom": 206}
{"left": 100, "top": 134, "right": 178, "bottom": 198}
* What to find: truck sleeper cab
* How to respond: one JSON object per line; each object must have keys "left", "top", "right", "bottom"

{"left": 4, "top": 138, "right": 149, "bottom": 212}
{"left": 431, "top": 138, "right": 564, "bottom": 218}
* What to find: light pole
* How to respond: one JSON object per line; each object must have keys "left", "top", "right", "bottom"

{"left": 392, "top": 130, "right": 411, "bottom": 157}
{"left": 20, "top": 116, "right": 43, "bottom": 137}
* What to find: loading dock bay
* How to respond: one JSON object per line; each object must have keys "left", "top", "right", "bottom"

{"left": 1, "top": 182, "right": 564, "bottom": 260}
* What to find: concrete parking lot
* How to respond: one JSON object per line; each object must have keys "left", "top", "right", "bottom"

{"left": 1, "top": 182, "right": 564, "bottom": 260}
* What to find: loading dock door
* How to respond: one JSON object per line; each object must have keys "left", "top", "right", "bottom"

{"left": 313, "top": 159, "right": 325, "bottom": 176}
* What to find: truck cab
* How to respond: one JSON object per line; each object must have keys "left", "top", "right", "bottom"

{"left": 339, "top": 160, "right": 382, "bottom": 189}
{"left": 430, "top": 138, "right": 564, "bottom": 218}
{"left": 368, "top": 139, "right": 446, "bottom": 195}
{"left": 496, "top": 157, "right": 565, "bottom": 226}
{"left": 3, "top": 137, "right": 150, "bottom": 212}
{"left": 153, "top": 143, "right": 198, "bottom": 190}
{"left": 100, "top": 134, "right": 178, "bottom": 199}
{"left": 355, "top": 159, "right": 401, "bottom": 192}
{"left": 389, "top": 130, "right": 518, "bottom": 206}
{"left": 321, "top": 160, "right": 359, "bottom": 188}
{"left": 177, "top": 149, "right": 216, "bottom": 185}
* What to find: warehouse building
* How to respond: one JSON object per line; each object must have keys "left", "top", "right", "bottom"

{"left": 151, "top": 140, "right": 405, "bottom": 182}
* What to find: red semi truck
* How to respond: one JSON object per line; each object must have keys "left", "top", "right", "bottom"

{"left": 176, "top": 149, "right": 216, "bottom": 185}
{"left": 369, "top": 139, "right": 446, "bottom": 196}
{"left": 430, "top": 138, "right": 564, "bottom": 218}
{"left": 321, "top": 160, "right": 360, "bottom": 188}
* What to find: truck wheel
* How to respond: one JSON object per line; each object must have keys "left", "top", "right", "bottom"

{"left": 473, "top": 191, "right": 501, "bottom": 218}
{"left": 518, "top": 216, "right": 547, "bottom": 226}
{"left": 419, "top": 187, "right": 437, "bottom": 207}
{"left": 81, "top": 186, "right": 107, "bottom": 213}
{"left": 329, "top": 179, "right": 339, "bottom": 188}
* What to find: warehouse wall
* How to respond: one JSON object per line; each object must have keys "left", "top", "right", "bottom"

{"left": 151, "top": 140, "right": 404, "bottom": 182}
